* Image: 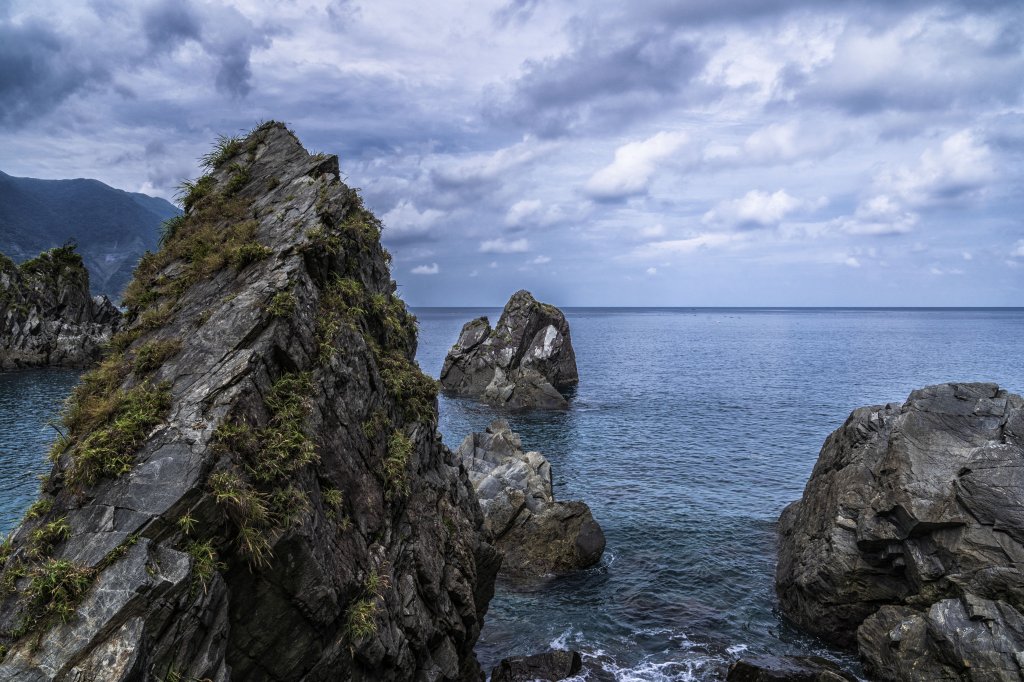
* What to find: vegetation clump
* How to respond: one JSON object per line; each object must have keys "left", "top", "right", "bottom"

{"left": 20, "top": 559, "right": 93, "bottom": 632}
{"left": 133, "top": 338, "right": 183, "bottom": 374}
{"left": 384, "top": 430, "right": 412, "bottom": 497}
{"left": 266, "top": 289, "right": 296, "bottom": 318}
{"left": 346, "top": 570, "right": 390, "bottom": 642}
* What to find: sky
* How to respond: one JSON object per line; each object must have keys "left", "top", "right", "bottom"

{"left": 1, "top": 0, "right": 1022, "bottom": 306}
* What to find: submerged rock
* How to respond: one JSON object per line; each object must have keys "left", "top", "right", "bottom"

{"left": 0, "top": 123, "right": 498, "bottom": 680}
{"left": 440, "top": 290, "right": 578, "bottom": 409}
{"left": 776, "top": 382, "right": 1024, "bottom": 681}
{"left": 0, "top": 245, "right": 120, "bottom": 369}
{"left": 726, "top": 656, "right": 854, "bottom": 681}
{"left": 455, "top": 419, "right": 604, "bottom": 578}
{"left": 490, "top": 650, "right": 583, "bottom": 682}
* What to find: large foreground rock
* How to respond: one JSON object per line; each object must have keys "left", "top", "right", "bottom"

{"left": 440, "top": 290, "right": 577, "bottom": 409}
{"left": 0, "top": 123, "right": 498, "bottom": 680}
{"left": 777, "top": 382, "right": 1024, "bottom": 681}
{"left": 456, "top": 419, "right": 604, "bottom": 578}
{"left": 0, "top": 245, "right": 120, "bottom": 369}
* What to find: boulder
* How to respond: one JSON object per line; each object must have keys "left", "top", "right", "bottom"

{"left": 0, "top": 122, "right": 498, "bottom": 680}
{"left": 0, "top": 244, "right": 120, "bottom": 369}
{"left": 776, "top": 382, "right": 1024, "bottom": 680}
{"left": 490, "top": 650, "right": 583, "bottom": 682}
{"left": 440, "top": 290, "right": 577, "bottom": 409}
{"left": 456, "top": 419, "right": 604, "bottom": 578}
{"left": 726, "top": 656, "right": 855, "bottom": 681}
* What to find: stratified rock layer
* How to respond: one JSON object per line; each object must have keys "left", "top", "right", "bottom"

{"left": 0, "top": 245, "right": 120, "bottom": 369}
{"left": 455, "top": 419, "right": 604, "bottom": 578}
{"left": 0, "top": 123, "right": 498, "bottom": 681}
{"left": 440, "top": 290, "right": 577, "bottom": 409}
{"left": 777, "top": 382, "right": 1024, "bottom": 681}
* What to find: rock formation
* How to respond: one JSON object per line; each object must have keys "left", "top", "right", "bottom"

{"left": 0, "top": 245, "right": 120, "bottom": 370}
{"left": 490, "top": 650, "right": 583, "bottom": 682}
{"left": 455, "top": 419, "right": 604, "bottom": 578}
{"left": 726, "top": 656, "right": 854, "bottom": 681}
{"left": 440, "top": 290, "right": 578, "bottom": 409}
{"left": 776, "top": 383, "right": 1024, "bottom": 681}
{"left": 0, "top": 122, "right": 499, "bottom": 680}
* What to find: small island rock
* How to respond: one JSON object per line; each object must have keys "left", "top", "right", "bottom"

{"left": 456, "top": 419, "right": 605, "bottom": 578}
{"left": 440, "top": 290, "right": 578, "bottom": 409}
{"left": 777, "top": 382, "right": 1024, "bottom": 681}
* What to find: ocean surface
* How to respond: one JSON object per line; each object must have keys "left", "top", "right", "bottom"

{"left": 2, "top": 308, "right": 1023, "bottom": 680}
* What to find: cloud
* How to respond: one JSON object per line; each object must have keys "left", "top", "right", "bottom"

{"left": 1012, "top": 240, "right": 1024, "bottom": 258}
{"left": 584, "top": 131, "right": 690, "bottom": 200}
{"left": 883, "top": 130, "right": 995, "bottom": 205}
{"left": 630, "top": 233, "right": 738, "bottom": 260}
{"left": 381, "top": 199, "right": 443, "bottom": 243}
{"left": 505, "top": 199, "right": 542, "bottom": 227}
{"left": 641, "top": 224, "right": 667, "bottom": 238}
{"left": 411, "top": 262, "right": 439, "bottom": 275}
{"left": 430, "top": 137, "right": 552, "bottom": 191}
{"left": 480, "top": 237, "right": 530, "bottom": 253}
{"left": 646, "top": 266, "right": 658, "bottom": 275}
{"left": 530, "top": 255, "right": 551, "bottom": 264}
{"left": 834, "top": 195, "right": 918, "bottom": 236}
{"left": 703, "top": 189, "right": 816, "bottom": 229}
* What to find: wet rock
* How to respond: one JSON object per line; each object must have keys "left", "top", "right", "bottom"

{"left": 726, "top": 655, "right": 854, "bottom": 681}
{"left": 490, "top": 650, "right": 583, "bottom": 682}
{"left": 0, "top": 122, "right": 498, "bottom": 680}
{"left": 440, "top": 290, "right": 577, "bottom": 409}
{"left": 0, "top": 244, "right": 120, "bottom": 369}
{"left": 776, "top": 382, "right": 1024, "bottom": 680}
{"left": 456, "top": 419, "right": 604, "bottom": 578}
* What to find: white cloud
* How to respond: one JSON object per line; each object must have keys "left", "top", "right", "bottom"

{"left": 641, "top": 224, "right": 667, "bottom": 238}
{"left": 836, "top": 194, "right": 918, "bottom": 236}
{"left": 883, "top": 130, "right": 995, "bottom": 206}
{"left": 530, "top": 255, "right": 551, "bottom": 264}
{"left": 630, "top": 233, "right": 738, "bottom": 260}
{"left": 584, "top": 131, "right": 690, "bottom": 200}
{"left": 480, "top": 238, "right": 529, "bottom": 253}
{"left": 962, "top": 251, "right": 973, "bottom": 261}
{"left": 844, "top": 257, "right": 861, "bottom": 268}
{"left": 381, "top": 200, "right": 443, "bottom": 238}
{"left": 646, "top": 267, "right": 658, "bottom": 275}
{"left": 703, "top": 189, "right": 817, "bottom": 229}
{"left": 505, "top": 199, "right": 543, "bottom": 227}
{"left": 431, "top": 136, "right": 554, "bottom": 188}
{"left": 1011, "top": 240, "right": 1024, "bottom": 258}
{"left": 411, "top": 262, "right": 439, "bottom": 275}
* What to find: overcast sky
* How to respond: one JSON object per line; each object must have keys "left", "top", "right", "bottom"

{"left": 2, "top": 0, "right": 1022, "bottom": 305}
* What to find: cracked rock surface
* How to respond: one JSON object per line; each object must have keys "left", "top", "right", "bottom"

{"left": 0, "top": 123, "right": 498, "bottom": 681}
{"left": 440, "top": 290, "right": 577, "bottom": 409}
{"left": 776, "top": 382, "right": 1024, "bottom": 681}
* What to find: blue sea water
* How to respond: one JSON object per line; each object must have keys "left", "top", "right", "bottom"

{"left": 1, "top": 309, "right": 1022, "bottom": 680}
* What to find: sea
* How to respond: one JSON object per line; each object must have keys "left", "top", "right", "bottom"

{"left": 2, "top": 308, "right": 1023, "bottom": 680}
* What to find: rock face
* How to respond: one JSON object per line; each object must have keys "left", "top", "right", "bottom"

{"left": 455, "top": 419, "right": 604, "bottom": 578}
{"left": 777, "top": 383, "right": 1024, "bottom": 681}
{"left": 0, "top": 245, "right": 120, "bottom": 369}
{"left": 726, "top": 656, "right": 855, "bottom": 681}
{"left": 440, "top": 290, "right": 578, "bottom": 409}
{"left": 490, "top": 650, "right": 583, "bottom": 682}
{"left": 0, "top": 123, "right": 499, "bottom": 680}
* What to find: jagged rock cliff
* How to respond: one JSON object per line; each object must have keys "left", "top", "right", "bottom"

{"left": 440, "top": 291, "right": 577, "bottom": 409}
{"left": 0, "top": 245, "right": 120, "bottom": 370}
{"left": 0, "top": 123, "right": 499, "bottom": 681}
{"left": 455, "top": 420, "right": 604, "bottom": 578}
{"left": 777, "top": 383, "right": 1024, "bottom": 681}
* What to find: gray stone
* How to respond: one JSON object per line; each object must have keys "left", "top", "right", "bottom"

{"left": 777, "top": 382, "right": 1024, "bottom": 681}
{"left": 490, "top": 650, "right": 583, "bottom": 682}
{"left": 455, "top": 419, "right": 604, "bottom": 578}
{"left": 0, "top": 123, "right": 498, "bottom": 681}
{"left": 440, "top": 291, "right": 577, "bottom": 409}
{"left": 726, "top": 655, "right": 855, "bottom": 681}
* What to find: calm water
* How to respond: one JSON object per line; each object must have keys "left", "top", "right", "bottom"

{"left": 2, "top": 309, "right": 1023, "bottom": 680}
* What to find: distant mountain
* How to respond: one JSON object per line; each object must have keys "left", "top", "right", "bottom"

{"left": 0, "top": 170, "right": 180, "bottom": 300}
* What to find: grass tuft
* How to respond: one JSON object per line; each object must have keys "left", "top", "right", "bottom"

{"left": 133, "top": 338, "right": 182, "bottom": 374}
{"left": 384, "top": 430, "right": 412, "bottom": 497}
{"left": 21, "top": 559, "right": 93, "bottom": 630}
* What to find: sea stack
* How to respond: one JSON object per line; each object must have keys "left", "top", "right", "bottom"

{"left": 776, "top": 383, "right": 1024, "bottom": 680}
{"left": 440, "top": 290, "right": 578, "bottom": 409}
{"left": 0, "top": 245, "right": 120, "bottom": 370}
{"left": 455, "top": 419, "right": 605, "bottom": 578}
{"left": 0, "top": 123, "right": 499, "bottom": 680}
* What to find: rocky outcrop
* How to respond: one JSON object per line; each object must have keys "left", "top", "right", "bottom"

{"left": 0, "top": 245, "right": 120, "bottom": 369}
{"left": 0, "top": 123, "right": 499, "bottom": 680}
{"left": 440, "top": 290, "right": 577, "bottom": 409}
{"left": 455, "top": 419, "right": 604, "bottom": 578}
{"left": 776, "top": 383, "right": 1024, "bottom": 681}
{"left": 490, "top": 650, "right": 583, "bottom": 682}
{"left": 726, "top": 656, "right": 855, "bottom": 681}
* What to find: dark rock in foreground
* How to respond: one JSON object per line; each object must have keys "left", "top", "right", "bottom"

{"left": 440, "top": 290, "right": 577, "bottom": 409}
{"left": 456, "top": 419, "right": 604, "bottom": 578}
{"left": 0, "top": 245, "right": 120, "bottom": 369}
{"left": 726, "top": 655, "right": 855, "bottom": 681}
{"left": 490, "top": 650, "right": 583, "bottom": 682}
{"left": 0, "top": 123, "right": 498, "bottom": 680}
{"left": 777, "top": 382, "right": 1024, "bottom": 681}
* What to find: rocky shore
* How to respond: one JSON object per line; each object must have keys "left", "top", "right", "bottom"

{"left": 440, "top": 290, "right": 577, "bottom": 409}
{"left": 0, "top": 123, "right": 499, "bottom": 680}
{"left": 0, "top": 245, "right": 120, "bottom": 370}
{"left": 777, "top": 382, "right": 1024, "bottom": 680}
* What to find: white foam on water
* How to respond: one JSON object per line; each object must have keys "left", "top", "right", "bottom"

{"left": 725, "top": 644, "right": 748, "bottom": 656}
